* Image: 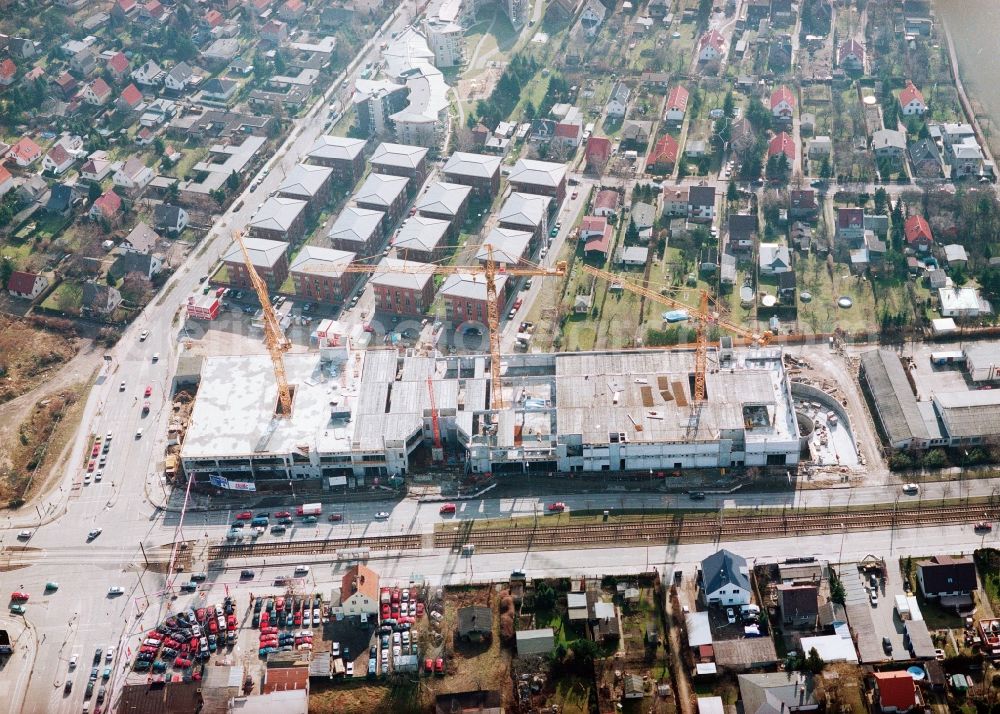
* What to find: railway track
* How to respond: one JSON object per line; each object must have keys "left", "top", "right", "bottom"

{"left": 205, "top": 502, "right": 1000, "bottom": 561}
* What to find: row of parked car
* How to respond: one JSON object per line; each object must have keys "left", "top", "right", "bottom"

{"left": 253, "top": 593, "right": 325, "bottom": 657}
{"left": 132, "top": 597, "right": 238, "bottom": 673}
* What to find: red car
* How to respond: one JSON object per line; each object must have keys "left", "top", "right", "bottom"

{"left": 381, "top": 604, "right": 391, "bottom": 619}
{"left": 976, "top": 521, "right": 993, "bottom": 532}
{"left": 208, "top": 619, "right": 218, "bottom": 634}
{"left": 87, "top": 460, "right": 96, "bottom": 472}
{"left": 275, "top": 596, "right": 285, "bottom": 610}
{"left": 91, "top": 444, "right": 100, "bottom": 457}
{"left": 425, "top": 658, "right": 434, "bottom": 674}
{"left": 195, "top": 608, "right": 206, "bottom": 622}
{"left": 548, "top": 502, "right": 566, "bottom": 512}
{"left": 275, "top": 511, "right": 291, "bottom": 519}
{"left": 439, "top": 503, "right": 456, "bottom": 514}
{"left": 391, "top": 588, "right": 401, "bottom": 604}
{"left": 235, "top": 512, "right": 252, "bottom": 520}
{"left": 329, "top": 513, "right": 343, "bottom": 521}
{"left": 416, "top": 602, "right": 425, "bottom": 617}
{"left": 144, "top": 385, "right": 152, "bottom": 397}
{"left": 435, "top": 658, "right": 445, "bottom": 675}
{"left": 174, "top": 657, "right": 191, "bottom": 668}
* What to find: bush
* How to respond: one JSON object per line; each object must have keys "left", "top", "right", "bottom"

{"left": 921, "top": 449, "right": 949, "bottom": 469}
{"left": 887, "top": 452, "right": 913, "bottom": 471}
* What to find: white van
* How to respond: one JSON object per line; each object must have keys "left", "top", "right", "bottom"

{"left": 294, "top": 565, "right": 310, "bottom": 575}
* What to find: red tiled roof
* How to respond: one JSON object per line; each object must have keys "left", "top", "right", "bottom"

{"left": 117, "top": 0, "right": 137, "bottom": 11}
{"left": 873, "top": 671, "right": 916, "bottom": 711}
{"left": 900, "top": 81, "right": 924, "bottom": 107}
{"left": 699, "top": 29, "right": 725, "bottom": 51}
{"left": 90, "top": 77, "right": 112, "bottom": 98}
{"left": 7, "top": 271, "right": 40, "bottom": 294}
{"left": 594, "top": 189, "right": 619, "bottom": 211}
{"left": 648, "top": 134, "right": 679, "bottom": 167}
{"left": 554, "top": 122, "right": 581, "bottom": 139}
{"left": 585, "top": 224, "right": 613, "bottom": 255}
{"left": 205, "top": 9, "right": 223, "bottom": 26}
{"left": 11, "top": 136, "right": 42, "bottom": 162}
{"left": 586, "top": 136, "right": 612, "bottom": 163}
{"left": 47, "top": 143, "right": 71, "bottom": 166}
{"left": 666, "top": 85, "right": 689, "bottom": 111}
{"left": 770, "top": 86, "right": 795, "bottom": 110}
{"left": 0, "top": 165, "right": 12, "bottom": 185}
{"left": 837, "top": 207, "right": 863, "bottom": 228}
{"left": 581, "top": 216, "right": 608, "bottom": 234}
{"left": 93, "top": 191, "right": 122, "bottom": 217}
{"left": 840, "top": 38, "right": 865, "bottom": 59}
{"left": 25, "top": 67, "right": 44, "bottom": 81}
{"left": 904, "top": 215, "right": 933, "bottom": 244}
{"left": 108, "top": 52, "right": 129, "bottom": 74}
{"left": 0, "top": 58, "right": 16, "bottom": 80}
{"left": 55, "top": 71, "right": 76, "bottom": 89}
{"left": 768, "top": 132, "right": 795, "bottom": 160}
{"left": 120, "top": 83, "right": 143, "bottom": 107}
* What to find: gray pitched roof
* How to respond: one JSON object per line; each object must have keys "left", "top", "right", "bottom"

{"left": 416, "top": 182, "right": 471, "bottom": 216}
{"left": 508, "top": 159, "right": 567, "bottom": 189}
{"left": 498, "top": 192, "right": 551, "bottom": 228}
{"left": 355, "top": 173, "right": 408, "bottom": 207}
{"left": 443, "top": 151, "right": 501, "bottom": 179}
{"left": 250, "top": 197, "right": 307, "bottom": 232}
{"left": 278, "top": 163, "right": 332, "bottom": 198}
{"left": 327, "top": 206, "right": 383, "bottom": 247}
{"left": 308, "top": 135, "right": 367, "bottom": 162}
{"left": 222, "top": 237, "right": 287, "bottom": 268}
{"left": 701, "top": 549, "right": 750, "bottom": 594}
{"left": 370, "top": 142, "right": 428, "bottom": 169}
{"left": 394, "top": 215, "right": 450, "bottom": 253}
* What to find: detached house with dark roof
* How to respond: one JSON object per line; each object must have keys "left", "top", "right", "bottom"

{"left": 154, "top": 204, "right": 189, "bottom": 235}
{"left": 82, "top": 282, "right": 122, "bottom": 315}
{"left": 916, "top": 555, "right": 977, "bottom": 602}
{"left": 701, "top": 549, "right": 752, "bottom": 606}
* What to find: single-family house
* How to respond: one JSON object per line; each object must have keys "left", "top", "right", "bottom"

{"left": 81, "top": 77, "right": 113, "bottom": 106}
{"left": 53, "top": 71, "right": 78, "bottom": 99}
{"left": 457, "top": 607, "right": 493, "bottom": 643}
{"left": 943, "top": 244, "right": 968, "bottom": 266}
{"left": 606, "top": 82, "right": 631, "bottom": 119}
{"left": 200, "top": 78, "right": 239, "bottom": 104}
{"left": 665, "top": 85, "right": 689, "bottom": 123}
{"left": 0, "top": 58, "right": 17, "bottom": 86}
{"left": 759, "top": 243, "right": 791, "bottom": 274}
{"left": 789, "top": 189, "right": 818, "bottom": 220}
{"left": 70, "top": 48, "right": 98, "bottom": 77}
{"left": 836, "top": 207, "right": 865, "bottom": 244}
{"left": 904, "top": 215, "right": 933, "bottom": 252}
{"left": 131, "top": 60, "right": 164, "bottom": 87}
{"left": 768, "top": 132, "right": 795, "bottom": 163}
{"left": 7, "top": 271, "right": 49, "bottom": 300}
{"left": 82, "top": 282, "right": 122, "bottom": 315}
{"left": 110, "top": 251, "right": 163, "bottom": 280}
{"left": 738, "top": 673, "right": 817, "bottom": 714}
{"left": 909, "top": 137, "right": 942, "bottom": 178}
{"left": 46, "top": 183, "right": 80, "bottom": 215}
{"left": 154, "top": 204, "right": 189, "bottom": 235}
{"left": 579, "top": 216, "right": 608, "bottom": 241}
{"left": 806, "top": 136, "right": 832, "bottom": 161}
{"left": 939, "top": 287, "right": 992, "bottom": 318}
{"left": 117, "top": 83, "right": 145, "bottom": 112}
{"left": 838, "top": 39, "right": 865, "bottom": 72}
{"left": 113, "top": 157, "right": 154, "bottom": 192}
{"left": 121, "top": 222, "right": 160, "bottom": 254}
{"left": 872, "top": 129, "right": 906, "bottom": 163}
{"left": 43, "top": 144, "right": 75, "bottom": 175}
{"left": 163, "top": 62, "right": 193, "bottom": 93}
{"left": 899, "top": 81, "right": 927, "bottom": 115}
{"left": 916, "top": 555, "right": 978, "bottom": 601}
{"left": 730, "top": 118, "right": 756, "bottom": 155}
{"left": 776, "top": 584, "right": 818, "bottom": 628}
{"left": 592, "top": 189, "right": 619, "bottom": 218}
{"left": 688, "top": 183, "right": 716, "bottom": 223}
{"left": 585, "top": 136, "right": 612, "bottom": 172}
{"left": 89, "top": 190, "right": 123, "bottom": 222}
{"left": 700, "top": 549, "right": 752, "bottom": 606}
{"left": 872, "top": 671, "right": 919, "bottom": 713}
{"left": 698, "top": 29, "right": 726, "bottom": 63}
{"left": 578, "top": 0, "right": 606, "bottom": 36}
{"left": 728, "top": 213, "right": 757, "bottom": 254}
{"left": 107, "top": 51, "right": 130, "bottom": 81}
{"left": 770, "top": 87, "right": 795, "bottom": 124}
{"left": 328, "top": 565, "right": 380, "bottom": 617}
{"left": 950, "top": 139, "right": 985, "bottom": 177}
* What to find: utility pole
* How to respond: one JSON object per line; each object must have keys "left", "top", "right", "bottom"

{"left": 139, "top": 541, "right": 150, "bottom": 569}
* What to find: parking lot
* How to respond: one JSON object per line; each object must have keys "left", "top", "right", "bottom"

{"left": 838, "top": 563, "right": 909, "bottom": 662}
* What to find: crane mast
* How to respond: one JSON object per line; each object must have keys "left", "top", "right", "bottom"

{"left": 233, "top": 230, "right": 293, "bottom": 416}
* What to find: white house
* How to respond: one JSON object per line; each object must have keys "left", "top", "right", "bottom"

{"left": 42, "top": 144, "right": 76, "bottom": 175}
{"left": 899, "top": 82, "right": 927, "bottom": 116}
{"left": 113, "top": 157, "right": 154, "bottom": 191}
{"left": 664, "top": 85, "right": 689, "bottom": 123}
{"left": 698, "top": 29, "right": 725, "bottom": 63}
{"left": 154, "top": 204, "right": 189, "bottom": 235}
{"left": 701, "top": 549, "right": 752, "bottom": 606}
{"left": 7, "top": 271, "right": 49, "bottom": 300}
{"left": 606, "top": 82, "right": 630, "bottom": 119}
{"left": 163, "top": 62, "right": 193, "bottom": 92}
{"left": 939, "top": 286, "right": 992, "bottom": 318}
{"left": 329, "top": 565, "right": 380, "bottom": 617}
{"left": 759, "top": 243, "right": 791, "bottom": 275}
{"left": 131, "top": 60, "right": 164, "bottom": 87}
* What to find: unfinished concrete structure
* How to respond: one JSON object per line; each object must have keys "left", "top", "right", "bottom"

{"left": 180, "top": 346, "right": 799, "bottom": 488}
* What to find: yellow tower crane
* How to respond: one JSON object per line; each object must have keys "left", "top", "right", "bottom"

{"left": 303, "top": 246, "right": 567, "bottom": 410}
{"left": 233, "top": 230, "right": 294, "bottom": 416}
{"left": 580, "top": 264, "right": 771, "bottom": 402}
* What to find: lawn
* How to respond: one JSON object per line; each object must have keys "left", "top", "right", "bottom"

{"left": 548, "top": 675, "right": 593, "bottom": 714}
{"left": 795, "top": 253, "right": 884, "bottom": 334}
{"left": 41, "top": 280, "right": 82, "bottom": 314}
{"left": 163, "top": 147, "right": 208, "bottom": 180}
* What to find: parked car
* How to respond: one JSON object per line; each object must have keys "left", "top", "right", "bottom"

{"left": 439, "top": 503, "right": 456, "bottom": 515}
{"left": 547, "top": 502, "right": 566, "bottom": 512}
